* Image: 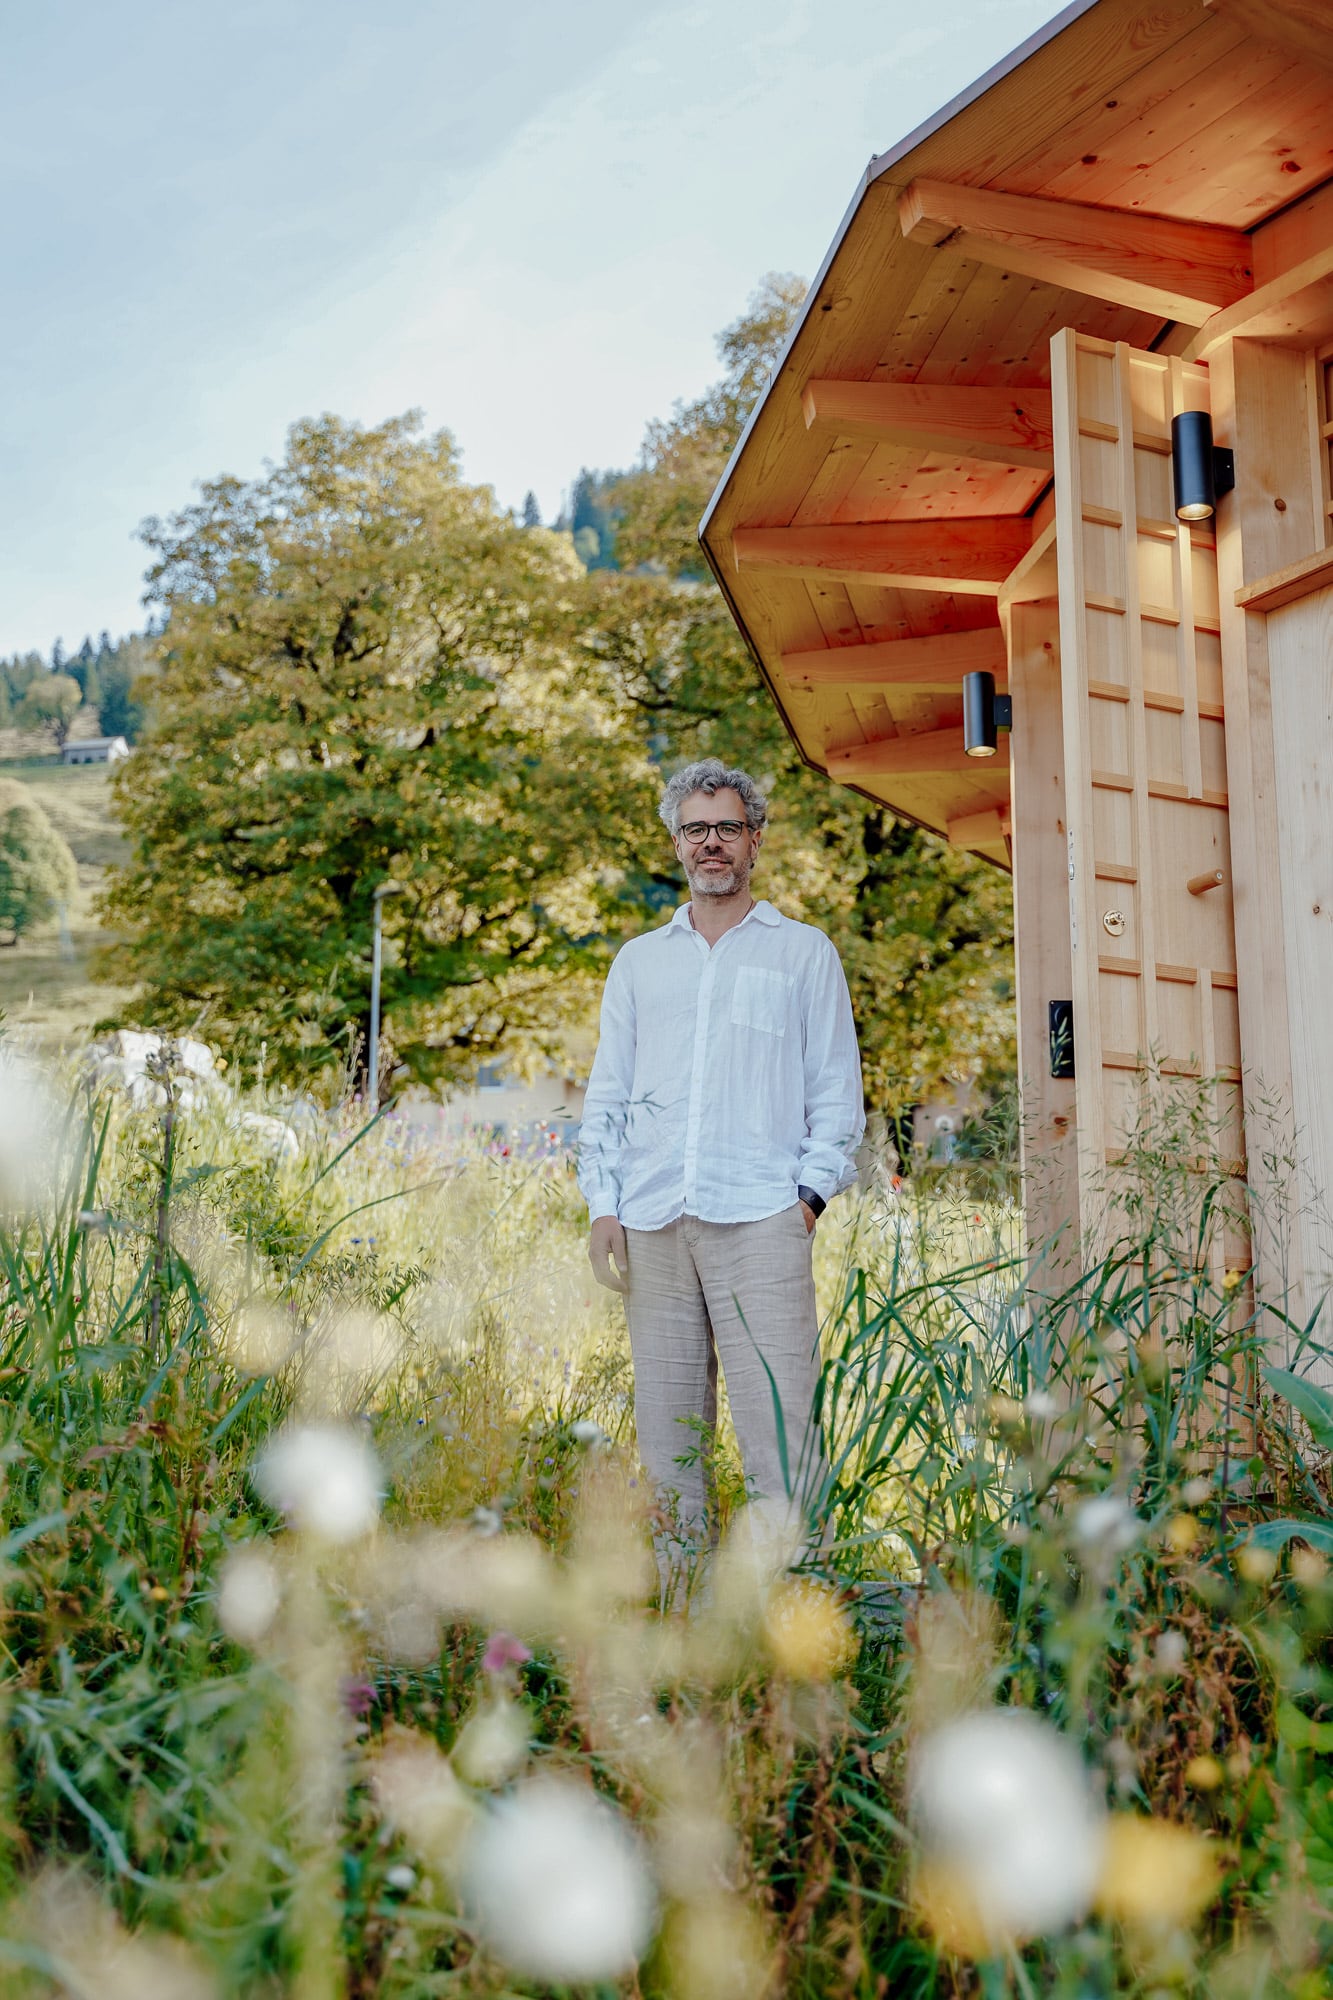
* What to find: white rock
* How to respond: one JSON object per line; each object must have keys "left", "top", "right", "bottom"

{"left": 236, "top": 1111, "right": 300, "bottom": 1162}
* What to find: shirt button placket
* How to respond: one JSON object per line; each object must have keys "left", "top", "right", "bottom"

{"left": 682, "top": 944, "right": 713, "bottom": 1215}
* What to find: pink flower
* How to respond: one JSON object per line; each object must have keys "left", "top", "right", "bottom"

{"left": 342, "top": 1676, "right": 377, "bottom": 1717}
{"left": 483, "top": 1631, "right": 532, "bottom": 1675}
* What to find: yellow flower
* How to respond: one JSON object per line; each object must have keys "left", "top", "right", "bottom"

{"left": 1184, "top": 1754, "right": 1224, "bottom": 1791}
{"left": 1236, "top": 1540, "right": 1278, "bottom": 1585}
{"left": 1165, "top": 1513, "right": 1201, "bottom": 1554}
{"left": 763, "top": 1578, "right": 856, "bottom": 1681}
{"left": 1095, "top": 1816, "right": 1218, "bottom": 1925}
{"left": 987, "top": 1395, "right": 1024, "bottom": 1429}
{"left": 1292, "top": 1547, "right": 1327, "bottom": 1588}
{"left": 1222, "top": 1268, "right": 1245, "bottom": 1293}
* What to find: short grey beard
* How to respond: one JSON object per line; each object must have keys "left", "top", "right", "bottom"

{"left": 685, "top": 855, "right": 749, "bottom": 898}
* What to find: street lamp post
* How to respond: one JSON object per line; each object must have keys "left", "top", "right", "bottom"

{"left": 368, "top": 882, "right": 405, "bottom": 1108}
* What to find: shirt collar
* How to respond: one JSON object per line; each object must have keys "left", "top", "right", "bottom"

{"left": 669, "top": 899, "right": 780, "bottom": 933}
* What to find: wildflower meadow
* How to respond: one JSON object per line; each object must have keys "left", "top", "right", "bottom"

{"left": 1, "top": 1040, "right": 1331, "bottom": 1998}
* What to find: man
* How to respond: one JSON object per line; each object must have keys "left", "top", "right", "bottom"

{"left": 577, "top": 756, "right": 864, "bottom": 1566}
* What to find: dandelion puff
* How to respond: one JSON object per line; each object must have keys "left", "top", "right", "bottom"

{"left": 570, "top": 1418, "right": 608, "bottom": 1447}
{"left": 372, "top": 1732, "right": 473, "bottom": 1862}
{"left": 255, "top": 1423, "right": 381, "bottom": 1542}
{"left": 1072, "top": 1492, "right": 1139, "bottom": 1555}
{"left": 459, "top": 1777, "right": 657, "bottom": 1983}
{"left": 913, "top": 1708, "right": 1105, "bottom": 1944}
{"left": 217, "top": 1545, "right": 282, "bottom": 1644}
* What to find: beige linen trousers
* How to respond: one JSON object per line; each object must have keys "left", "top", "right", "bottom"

{"left": 623, "top": 1203, "right": 823, "bottom": 1555}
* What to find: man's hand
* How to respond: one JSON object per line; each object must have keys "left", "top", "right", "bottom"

{"left": 589, "top": 1215, "right": 629, "bottom": 1293}
{"left": 799, "top": 1200, "right": 817, "bottom": 1236}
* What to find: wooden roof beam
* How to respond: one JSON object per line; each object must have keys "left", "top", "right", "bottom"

{"left": 827, "top": 725, "right": 1009, "bottom": 781}
{"left": 784, "top": 627, "right": 1006, "bottom": 689}
{"left": 734, "top": 517, "right": 1032, "bottom": 596}
{"left": 802, "top": 380, "right": 1054, "bottom": 469}
{"left": 947, "top": 802, "right": 1011, "bottom": 849}
{"left": 899, "top": 178, "right": 1253, "bottom": 326}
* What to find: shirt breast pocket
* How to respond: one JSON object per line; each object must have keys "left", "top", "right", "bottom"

{"left": 730, "top": 965, "right": 793, "bottom": 1036}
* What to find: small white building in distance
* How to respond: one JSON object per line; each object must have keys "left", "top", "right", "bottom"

{"left": 62, "top": 736, "right": 130, "bottom": 765}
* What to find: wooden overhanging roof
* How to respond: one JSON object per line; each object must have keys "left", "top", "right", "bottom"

{"left": 698, "top": 0, "right": 1333, "bottom": 867}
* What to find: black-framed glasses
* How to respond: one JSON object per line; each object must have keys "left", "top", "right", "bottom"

{"left": 678, "top": 818, "right": 748, "bottom": 843}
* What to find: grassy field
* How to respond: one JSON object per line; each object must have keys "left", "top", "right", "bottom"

{"left": 2, "top": 1058, "right": 1332, "bottom": 1997}
{"left": 0, "top": 757, "right": 132, "bottom": 1045}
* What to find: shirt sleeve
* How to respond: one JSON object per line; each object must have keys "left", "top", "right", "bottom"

{"left": 796, "top": 937, "right": 865, "bottom": 1204}
{"left": 576, "top": 951, "right": 636, "bottom": 1221}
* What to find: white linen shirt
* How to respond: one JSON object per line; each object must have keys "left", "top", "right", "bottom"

{"left": 577, "top": 900, "right": 865, "bottom": 1230}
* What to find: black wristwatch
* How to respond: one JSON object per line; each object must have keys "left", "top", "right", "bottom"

{"left": 797, "top": 1185, "right": 826, "bottom": 1218}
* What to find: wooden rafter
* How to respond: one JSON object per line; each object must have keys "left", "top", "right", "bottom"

{"left": 1203, "top": 0, "right": 1333, "bottom": 70}
{"left": 801, "top": 380, "right": 1055, "bottom": 468}
{"left": 898, "top": 178, "right": 1253, "bottom": 325}
{"left": 734, "top": 518, "right": 1032, "bottom": 596}
{"left": 826, "top": 726, "right": 1009, "bottom": 781}
{"left": 946, "top": 802, "right": 1011, "bottom": 848}
{"left": 783, "top": 627, "right": 1006, "bottom": 688}
{"left": 1186, "top": 242, "right": 1333, "bottom": 359}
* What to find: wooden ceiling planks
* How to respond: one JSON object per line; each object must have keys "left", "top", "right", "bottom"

{"left": 699, "top": 0, "right": 1333, "bottom": 861}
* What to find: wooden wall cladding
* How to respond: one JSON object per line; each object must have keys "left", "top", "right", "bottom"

{"left": 1051, "top": 330, "right": 1242, "bottom": 1248}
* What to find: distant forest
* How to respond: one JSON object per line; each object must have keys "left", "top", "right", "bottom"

{"left": 0, "top": 631, "right": 151, "bottom": 748}
{"left": 2, "top": 470, "right": 622, "bottom": 755}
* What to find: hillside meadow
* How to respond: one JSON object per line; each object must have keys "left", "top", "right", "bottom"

{"left": 0, "top": 757, "right": 130, "bottom": 1046}
{"left": 1, "top": 1050, "right": 1332, "bottom": 1998}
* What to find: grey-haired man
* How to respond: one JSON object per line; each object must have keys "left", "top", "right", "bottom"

{"left": 577, "top": 757, "right": 864, "bottom": 1564}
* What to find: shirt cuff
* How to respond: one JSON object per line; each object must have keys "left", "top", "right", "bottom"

{"left": 585, "top": 1195, "right": 621, "bottom": 1223}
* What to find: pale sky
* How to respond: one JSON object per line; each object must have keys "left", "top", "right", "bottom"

{"left": 1, "top": 0, "right": 1060, "bottom": 656}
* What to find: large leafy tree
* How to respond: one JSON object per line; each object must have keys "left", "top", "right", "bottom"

{"left": 18, "top": 672, "right": 82, "bottom": 748}
{"left": 99, "top": 414, "right": 653, "bottom": 1092}
{"left": 582, "top": 275, "right": 1016, "bottom": 1120}
{"left": 0, "top": 781, "right": 79, "bottom": 946}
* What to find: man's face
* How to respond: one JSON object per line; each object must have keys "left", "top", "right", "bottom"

{"left": 673, "top": 787, "right": 761, "bottom": 898}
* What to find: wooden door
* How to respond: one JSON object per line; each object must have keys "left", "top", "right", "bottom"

{"left": 1050, "top": 330, "right": 1243, "bottom": 1261}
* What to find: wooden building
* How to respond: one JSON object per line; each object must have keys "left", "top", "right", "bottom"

{"left": 699, "top": 0, "right": 1333, "bottom": 1323}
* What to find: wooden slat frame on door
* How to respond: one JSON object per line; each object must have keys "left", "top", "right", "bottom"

{"left": 1051, "top": 328, "right": 1245, "bottom": 1267}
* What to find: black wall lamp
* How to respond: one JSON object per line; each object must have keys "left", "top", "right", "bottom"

{"left": 1171, "top": 410, "right": 1234, "bottom": 522}
{"left": 962, "top": 670, "right": 1012, "bottom": 758}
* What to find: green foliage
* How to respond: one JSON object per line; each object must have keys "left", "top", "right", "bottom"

{"left": 97, "top": 414, "right": 656, "bottom": 1093}
{"left": 16, "top": 671, "right": 82, "bottom": 747}
{"left": 0, "top": 779, "right": 79, "bottom": 943}
{"left": 563, "top": 467, "right": 625, "bottom": 571}
{"left": 93, "top": 631, "right": 151, "bottom": 742}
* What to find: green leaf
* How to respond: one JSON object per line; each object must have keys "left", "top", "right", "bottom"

{"left": 1245, "top": 1517, "right": 1333, "bottom": 1554}
{"left": 1262, "top": 1364, "right": 1333, "bottom": 1451}
{"left": 1277, "top": 1702, "right": 1333, "bottom": 1752}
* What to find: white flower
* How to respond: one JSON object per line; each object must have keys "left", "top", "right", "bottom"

{"left": 1024, "top": 1390, "right": 1059, "bottom": 1421}
{"left": 570, "top": 1419, "right": 608, "bottom": 1447}
{"left": 1072, "top": 1493, "right": 1139, "bottom": 1555}
{"left": 384, "top": 1863, "right": 417, "bottom": 1893}
{"left": 1153, "top": 1628, "right": 1188, "bottom": 1675}
{"left": 217, "top": 1545, "right": 282, "bottom": 1644}
{"left": 459, "top": 1777, "right": 657, "bottom": 1982}
{"left": 913, "top": 1709, "right": 1105, "bottom": 1941}
{"left": 255, "top": 1423, "right": 381, "bottom": 1542}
